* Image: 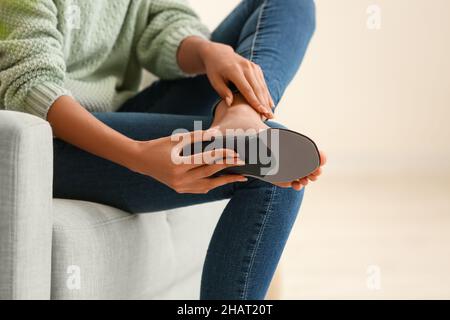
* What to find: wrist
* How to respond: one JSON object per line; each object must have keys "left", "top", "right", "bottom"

{"left": 119, "top": 139, "right": 147, "bottom": 173}
{"left": 178, "top": 36, "right": 211, "bottom": 74}
{"left": 192, "top": 37, "right": 213, "bottom": 74}
{"left": 197, "top": 38, "right": 214, "bottom": 60}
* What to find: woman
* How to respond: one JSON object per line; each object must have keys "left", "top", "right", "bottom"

{"left": 0, "top": 0, "right": 325, "bottom": 299}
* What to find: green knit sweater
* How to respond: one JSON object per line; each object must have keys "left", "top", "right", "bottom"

{"left": 0, "top": 0, "right": 210, "bottom": 119}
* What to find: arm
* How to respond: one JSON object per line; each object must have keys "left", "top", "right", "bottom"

{"left": 0, "top": 0, "right": 141, "bottom": 182}
{"left": 0, "top": 0, "right": 244, "bottom": 193}
{"left": 0, "top": 0, "right": 70, "bottom": 119}
{"left": 47, "top": 96, "right": 247, "bottom": 194}
{"left": 47, "top": 96, "right": 140, "bottom": 171}
{"left": 136, "top": 0, "right": 210, "bottom": 80}
{"left": 136, "top": 0, "right": 273, "bottom": 117}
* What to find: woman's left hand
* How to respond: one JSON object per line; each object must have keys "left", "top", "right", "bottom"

{"left": 177, "top": 37, "right": 275, "bottom": 118}
{"left": 200, "top": 42, "right": 275, "bottom": 119}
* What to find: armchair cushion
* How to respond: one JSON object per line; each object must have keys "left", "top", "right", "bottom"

{"left": 50, "top": 199, "right": 225, "bottom": 299}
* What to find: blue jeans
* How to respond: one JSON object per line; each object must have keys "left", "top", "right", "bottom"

{"left": 53, "top": 0, "right": 315, "bottom": 300}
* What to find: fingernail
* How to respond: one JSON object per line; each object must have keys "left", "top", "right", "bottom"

{"left": 239, "top": 177, "right": 248, "bottom": 182}
{"left": 226, "top": 96, "right": 233, "bottom": 106}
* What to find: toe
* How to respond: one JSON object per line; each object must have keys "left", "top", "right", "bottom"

{"left": 292, "top": 181, "right": 304, "bottom": 191}
{"left": 319, "top": 151, "right": 327, "bottom": 166}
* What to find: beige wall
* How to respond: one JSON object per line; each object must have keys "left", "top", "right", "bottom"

{"left": 190, "top": 0, "right": 450, "bottom": 177}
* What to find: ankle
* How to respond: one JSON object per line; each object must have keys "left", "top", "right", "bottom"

{"left": 211, "top": 94, "right": 269, "bottom": 131}
{"left": 214, "top": 94, "right": 264, "bottom": 121}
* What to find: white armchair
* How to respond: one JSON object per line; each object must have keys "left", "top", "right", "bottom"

{"left": 0, "top": 110, "right": 226, "bottom": 299}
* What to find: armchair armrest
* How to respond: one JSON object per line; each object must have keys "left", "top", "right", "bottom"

{"left": 0, "top": 111, "right": 53, "bottom": 299}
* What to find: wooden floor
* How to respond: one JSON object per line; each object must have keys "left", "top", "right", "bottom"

{"left": 278, "top": 174, "right": 450, "bottom": 299}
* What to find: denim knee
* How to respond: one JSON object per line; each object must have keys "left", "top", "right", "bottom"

{"left": 240, "top": 177, "right": 305, "bottom": 205}
{"left": 288, "top": 0, "right": 316, "bottom": 37}
{"left": 249, "top": 0, "right": 316, "bottom": 29}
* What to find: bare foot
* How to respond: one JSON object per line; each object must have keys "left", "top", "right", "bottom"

{"left": 211, "top": 94, "right": 326, "bottom": 190}
{"left": 211, "top": 94, "right": 269, "bottom": 132}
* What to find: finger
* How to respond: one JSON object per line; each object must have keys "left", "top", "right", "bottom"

{"left": 175, "top": 127, "right": 222, "bottom": 152}
{"left": 269, "top": 94, "right": 275, "bottom": 110}
{"left": 255, "top": 65, "right": 275, "bottom": 115}
{"left": 292, "top": 181, "right": 304, "bottom": 191}
{"left": 294, "top": 177, "right": 308, "bottom": 186}
{"left": 206, "top": 174, "right": 248, "bottom": 190}
{"left": 209, "top": 74, "right": 234, "bottom": 106}
{"left": 230, "top": 72, "right": 266, "bottom": 114}
{"left": 274, "top": 181, "right": 294, "bottom": 188}
{"left": 172, "top": 128, "right": 221, "bottom": 160}
{"left": 311, "top": 167, "right": 322, "bottom": 177}
{"left": 274, "top": 180, "right": 306, "bottom": 190}
{"left": 244, "top": 67, "right": 272, "bottom": 117}
{"left": 190, "top": 160, "right": 245, "bottom": 179}
{"left": 319, "top": 151, "right": 327, "bottom": 166}
{"left": 184, "top": 148, "right": 239, "bottom": 167}
{"left": 308, "top": 175, "right": 318, "bottom": 182}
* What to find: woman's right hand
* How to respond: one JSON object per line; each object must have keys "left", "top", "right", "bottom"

{"left": 128, "top": 129, "right": 248, "bottom": 194}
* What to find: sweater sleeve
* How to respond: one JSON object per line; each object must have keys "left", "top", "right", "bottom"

{"left": 137, "top": 0, "right": 210, "bottom": 80}
{"left": 0, "top": 0, "right": 70, "bottom": 119}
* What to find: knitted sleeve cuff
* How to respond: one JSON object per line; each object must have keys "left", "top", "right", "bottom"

{"left": 159, "top": 25, "right": 211, "bottom": 79}
{"left": 23, "top": 83, "right": 72, "bottom": 120}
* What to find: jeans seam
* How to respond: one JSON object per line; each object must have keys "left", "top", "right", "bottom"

{"left": 249, "top": 0, "right": 268, "bottom": 62}
{"left": 213, "top": 0, "right": 267, "bottom": 117}
{"left": 241, "top": 184, "right": 276, "bottom": 299}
